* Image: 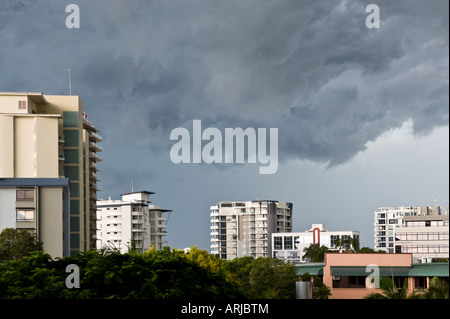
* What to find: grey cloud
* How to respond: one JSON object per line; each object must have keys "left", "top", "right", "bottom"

{"left": 1, "top": 0, "right": 448, "bottom": 169}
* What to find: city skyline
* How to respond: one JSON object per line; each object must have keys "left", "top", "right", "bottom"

{"left": 0, "top": 1, "right": 448, "bottom": 251}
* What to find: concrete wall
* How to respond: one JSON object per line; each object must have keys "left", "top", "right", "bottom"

{"left": 0, "top": 115, "right": 14, "bottom": 177}
{"left": 0, "top": 188, "right": 16, "bottom": 229}
{"left": 40, "top": 187, "right": 64, "bottom": 258}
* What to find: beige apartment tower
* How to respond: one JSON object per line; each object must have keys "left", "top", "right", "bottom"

{"left": 0, "top": 92, "right": 102, "bottom": 256}
{"left": 210, "top": 200, "right": 293, "bottom": 260}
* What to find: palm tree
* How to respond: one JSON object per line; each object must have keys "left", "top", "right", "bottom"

{"left": 302, "top": 244, "right": 329, "bottom": 262}
{"left": 333, "top": 236, "right": 360, "bottom": 253}
{"left": 365, "top": 276, "right": 408, "bottom": 299}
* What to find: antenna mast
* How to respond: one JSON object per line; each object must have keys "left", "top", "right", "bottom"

{"left": 68, "top": 69, "right": 72, "bottom": 95}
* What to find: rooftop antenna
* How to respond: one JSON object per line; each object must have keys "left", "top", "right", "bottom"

{"left": 68, "top": 69, "right": 72, "bottom": 95}
{"left": 131, "top": 179, "right": 134, "bottom": 193}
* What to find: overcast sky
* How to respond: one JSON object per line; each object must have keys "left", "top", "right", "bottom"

{"left": 1, "top": 0, "right": 448, "bottom": 250}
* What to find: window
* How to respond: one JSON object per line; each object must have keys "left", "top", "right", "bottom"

{"left": 18, "top": 100, "right": 27, "bottom": 110}
{"left": 284, "top": 236, "right": 293, "bottom": 250}
{"left": 333, "top": 276, "right": 366, "bottom": 289}
{"left": 274, "top": 236, "right": 282, "bottom": 250}
{"left": 16, "top": 210, "right": 34, "bottom": 221}
{"left": 414, "top": 277, "right": 427, "bottom": 290}
{"left": 331, "top": 235, "right": 339, "bottom": 248}
{"left": 16, "top": 189, "right": 34, "bottom": 201}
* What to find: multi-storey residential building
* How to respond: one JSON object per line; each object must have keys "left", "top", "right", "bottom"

{"left": 0, "top": 92, "right": 102, "bottom": 256}
{"left": 272, "top": 224, "right": 360, "bottom": 264}
{"left": 0, "top": 178, "right": 71, "bottom": 258}
{"left": 96, "top": 191, "right": 171, "bottom": 253}
{"left": 395, "top": 211, "right": 449, "bottom": 262}
{"left": 210, "top": 200, "right": 293, "bottom": 260}
{"left": 373, "top": 206, "right": 440, "bottom": 253}
{"left": 82, "top": 114, "right": 103, "bottom": 250}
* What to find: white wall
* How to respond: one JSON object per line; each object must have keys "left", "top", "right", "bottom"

{"left": 0, "top": 188, "right": 16, "bottom": 230}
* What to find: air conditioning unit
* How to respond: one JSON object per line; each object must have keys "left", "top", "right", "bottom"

{"left": 332, "top": 275, "right": 341, "bottom": 280}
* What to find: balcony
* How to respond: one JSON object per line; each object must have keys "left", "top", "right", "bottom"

{"left": 89, "top": 152, "right": 102, "bottom": 162}
{"left": 89, "top": 131, "right": 102, "bottom": 142}
{"left": 90, "top": 142, "right": 102, "bottom": 152}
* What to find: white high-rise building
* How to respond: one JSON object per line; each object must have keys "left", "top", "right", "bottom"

{"left": 210, "top": 200, "right": 293, "bottom": 260}
{"left": 97, "top": 191, "right": 171, "bottom": 253}
{"left": 373, "top": 206, "right": 441, "bottom": 253}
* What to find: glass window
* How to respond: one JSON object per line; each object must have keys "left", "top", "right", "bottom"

{"left": 16, "top": 189, "right": 34, "bottom": 201}
{"left": 18, "top": 100, "right": 27, "bottom": 110}
{"left": 16, "top": 210, "right": 34, "bottom": 221}
{"left": 284, "top": 236, "right": 293, "bottom": 250}
{"left": 274, "top": 236, "right": 282, "bottom": 250}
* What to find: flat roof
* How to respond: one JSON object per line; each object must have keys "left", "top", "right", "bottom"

{"left": 0, "top": 178, "right": 69, "bottom": 187}
{"left": 0, "top": 92, "right": 48, "bottom": 104}
{"left": 120, "top": 190, "right": 155, "bottom": 196}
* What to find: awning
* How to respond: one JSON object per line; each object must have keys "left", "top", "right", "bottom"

{"left": 408, "top": 263, "right": 449, "bottom": 277}
{"left": 330, "top": 266, "right": 411, "bottom": 277}
{"left": 296, "top": 264, "right": 324, "bottom": 276}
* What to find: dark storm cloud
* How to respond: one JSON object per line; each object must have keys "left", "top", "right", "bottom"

{"left": 1, "top": 0, "right": 448, "bottom": 167}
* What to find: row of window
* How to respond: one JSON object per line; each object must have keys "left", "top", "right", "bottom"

{"left": 396, "top": 232, "right": 449, "bottom": 241}
{"left": 400, "top": 245, "right": 449, "bottom": 254}
{"left": 406, "top": 220, "right": 449, "bottom": 227}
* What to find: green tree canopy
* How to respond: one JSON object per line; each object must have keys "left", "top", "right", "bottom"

{"left": 223, "top": 257, "right": 298, "bottom": 299}
{"left": 0, "top": 248, "right": 244, "bottom": 299}
{"left": 0, "top": 228, "right": 43, "bottom": 263}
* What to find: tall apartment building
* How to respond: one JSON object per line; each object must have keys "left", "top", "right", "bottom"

{"left": 0, "top": 178, "right": 70, "bottom": 258}
{"left": 272, "top": 224, "right": 360, "bottom": 264}
{"left": 0, "top": 92, "right": 102, "bottom": 256}
{"left": 374, "top": 206, "right": 441, "bottom": 253}
{"left": 210, "top": 200, "right": 293, "bottom": 260}
{"left": 96, "top": 191, "right": 172, "bottom": 253}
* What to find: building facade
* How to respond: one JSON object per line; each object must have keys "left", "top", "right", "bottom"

{"left": 0, "top": 92, "right": 102, "bottom": 255}
{"left": 210, "top": 200, "right": 293, "bottom": 260}
{"left": 373, "top": 206, "right": 441, "bottom": 253}
{"left": 96, "top": 191, "right": 171, "bottom": 253}
{"left": 395, "top": 213, "right": 449, "bottom": 262}
{"left": 0, "top": 178, "right": 70, "bottom": 258}
{"left": 273, "top": 224, "right": 360, "bottom": 264}
{"left": 297, "top": 253, "right": 449, "bottom": 299}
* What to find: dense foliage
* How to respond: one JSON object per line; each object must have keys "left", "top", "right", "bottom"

{"left": 0, "top": 228, "right": 42, "bottom": 263}
{"left": 0, "top": 245, "right": 301, "bottom": 299}
{"left": 364, "top": 276, "right": 449, "bottom": 299}
{"left": 222, "top": 256, "right": 298, "bottom": 299}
